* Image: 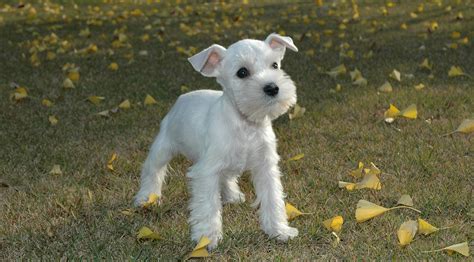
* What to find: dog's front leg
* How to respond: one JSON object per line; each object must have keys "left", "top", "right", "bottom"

{"left": 187, "top": 163, "right": 223, "bottom": 250}
{"left": 250, "top": 146, "right": 298, "bottom": 241}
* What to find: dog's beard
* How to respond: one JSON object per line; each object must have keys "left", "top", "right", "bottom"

{"left": 233, "top": 74, "right": 297, "bottom": 123}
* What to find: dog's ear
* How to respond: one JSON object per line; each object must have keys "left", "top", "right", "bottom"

{"left": 265, "top": 33, "right": 298, "bottom": 55}
{"left": 188, "top": 44, "right": 226, "bottom": 77}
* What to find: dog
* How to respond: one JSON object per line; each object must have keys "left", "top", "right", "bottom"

{"left": 134, "top": 33, "right": 299, "bottom": 249}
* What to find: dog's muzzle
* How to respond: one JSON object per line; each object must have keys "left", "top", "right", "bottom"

{"left": 263, "top": 83, "right": 279, "bottom": 97}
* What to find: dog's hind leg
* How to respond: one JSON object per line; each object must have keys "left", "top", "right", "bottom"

{"left": 220, "top": 174, "right": 245, "bottom": 204}
{"left": 134, "top": 130, "right": 174, "bottom": 207}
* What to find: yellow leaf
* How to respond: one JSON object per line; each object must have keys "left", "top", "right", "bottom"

{"left": 419, "top": 58, "right": 432, "bottom": 71}
{"left": 118, "top": 99, "right": 131, "bottom": 109}
{"left": 338, "top": 181, "right": 356, "bottom": 191}
{"left": 366, "top": 162, "right": 381, "bottom": 175}
{"left": 355, "top": 173, "right": 381, "bottom": 190}
{"left": 189, "top": 236, "right": 210, "bottom": 258}
{"left": 42, "top": 99, "right": 53, "bottom": 107}
{"left": 353, "top": 76, "right": 367, "bottom": 87}
{"left": 142, "top": 193, "right": 159, "bottom": 208}
{"left": 49, "top": 164, "right": 63, "bottom": 175}
{"left": 68, "top": 71, "right": 80, "bottom": 83}
{"left": 108, "top": 62, "right": 119, "bottom": 71}
{"left": 288, "top": 153, "right": 304, "bottom": 161}
{"left": 285, "top": 203, "right": 312, "bottom": 221}
{"left": 384, "top": 104, "right": 401, "bottom": 119}
{"left": 400, "top": 104, "right": 417, "bottom": 119}
{"left": 355, "top": 200, "right": 389, "bottom": 222}
{"left": 323, "top": 216, "right": 344, "bottom": 232}
{"left": 144, "top": 94, "right": 158, "bottom": 105}
{"left": 79, "top": 27, "right": 91, "bottom": 37}
{"left": 350, "top": 162, "right": 364, "bottom": 178}
{"left": 378, "top": 81, "right": 393, "bottom": 93}
{"left": 396, "top": 194, "right": 414, "bottom": 207}
{"left": 389, "top": 69, "right": 401, "bottom": 82}
{"left": 88, "top": 96, "right": 105, "bottom": 105}
{"left": 48, "top": 115, "right": 58, "bottom": 126}
{"left": 429, "top": 21, "right": 438, "bottom": 32}
{"left": 448, "top": 66, "right": 465, "bottom": 77}
{"left": 350, "top": 68, "right": 362, "bottom": 82}
{"left": 11, "top": 87, "right": 28, "bottom": 101}
{"left": 400, "top": 23, "right": 408, "bottom": 30}
{"left": 455, "top": 119, "right": 474, "bottom": 134}
{"left": 443, "top": 242, "right": 470, "bottom": 257}
{"left": 180, "top": 85, "right": 189, "bottom": 93}
{"left": 107, "top": 153, "right": 117, "bottom": 171}
{"left": 414, "top": 83, "right": 425, "bottom": 90}
{"left": 46, "top": 51, "right": 56, "bottom": 61}
{"left": 120, "top": 209, "right": 134, "bottom": 216}
{"left": 451, "top": 31, "right": 461, "bottom": 39}
{"left": 397, "top": 220, "right": 418, "bottom": 246}
{"left": 137, "top": 226, "right": 160, "bottom": 240}
{"left": 289, "top": 104, "right": 306, "bottom": 120}
{"left": 97, "top": 110, "right": 110, "bottom": 117}
{"left": 326, "top": 64, "right": 347, "bottom": 78}
{"left": 63, "top": 78, "right": 75, "bottom": 89}
{"left": 417, "top": 218, "right": 439, "bottom": 235}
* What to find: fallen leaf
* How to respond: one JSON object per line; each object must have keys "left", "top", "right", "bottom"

{"left": 390, "top": 69, "right": 401, "bottom": 82}
{"left": 42, "top": 99, "right": 53, "bottom": 107}
{"left": 49, "top": 164, "right": 63, "bottom": 175}
{"left": 397, "top": 220, "right": 418, "bottom": 246}
{"left": 288, "top": 153, "right": 304, "bottom": 161}
{"left": 63, "top": 78, "right": 75, "bottom": 89}
{"left": 400, "top": 104, "right": 417, "bottom": 119}
{"left": 414, "top": 83, "right": 425, "bottom": 90}
{"left": 384, "top": 104, "right": 417, "bottom": 122}
{"left": 350, "top": 162, "right": 364, "bottom": 178}
{"left": 142, "top": 193, "right": 159, "bottom": 208}
{"left": 384, "top": 104, "right": 401, "bottom": 119}
{"left": 285, "top": 203, "right": 311, "bottom": 221}
{"left": 326, "top": 64, "right": 347, "bottom": 78}
{"left": 88, "top": 96, "right": 105, "bottom": 105}
{"left": 419, "top": 58, "right": 432, "bottom": 71}
{"left": 11, "top": 87, "right": 28, "bottom": 101}
{"left": 97, "top": 110, "right": 110, "bottom": 117}
{"left": 423, "top": 242, "right": 470, "bottom": 257}
{"left": 378, "top": 81, "right": 393, "bottom": 93}
{"left": 453, "top": 119, "right": 474, "bottom": 134}
{"left": 48, "top": 115, "right": 58, "bottom": 126}
{"left": 289, "top": 104, "right": 306, "bottom": 120}
{"left": 397, "top": 194, "right": 414, "bottom": 207}
{"left": 189, "top": 236, "right": 210, "bottom": 258}
{"left": 107, "top": 153, "right": 117, "bottom": 171}
{"left": 68, "top": 71, "right": 80, "bottom": 83}
{"left": 338, "top": 181, "right": 356, "bottom": 191}
{"left": 108, "top": 62, "right": 119, "bottom": 71}
{"left": 120, "top": 208, "right": 134, "bottom": 216}
{"left": 323, "top": 216, "right": 344, "bottom": 232}
{"left": 137, "top": 226, "right": 160, "bottom": 240}
{"left": 118, "top": 99, "right": 131, "bottom": 109}
{"left": 355, "top": 173, "right": 381, "bottom": 190}
{"left": 417, "top": 218, "right": 439, "bottom": 235}
{"left": 448, "top": 66, "right": 469, "bottom": 78}
{"left": 144, "top": 94, "right": 158, "bottom": 105}
{"left": 355, "top": 200, "right": 421, "bottom": 223}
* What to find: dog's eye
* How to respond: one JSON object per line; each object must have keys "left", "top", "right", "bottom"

{"left": 272, "top": 62, "right": 278, "bottom": 69}
{"left": 236, "top": 67, "right": 249, "bottom": 79}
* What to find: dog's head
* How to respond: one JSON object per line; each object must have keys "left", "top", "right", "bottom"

{"left": 188, "top": 33, "right": 298, "bottom": 122}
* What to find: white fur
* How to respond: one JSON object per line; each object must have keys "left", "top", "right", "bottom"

{"left": 134, "top": 33, "right": 298, "bottom": 249}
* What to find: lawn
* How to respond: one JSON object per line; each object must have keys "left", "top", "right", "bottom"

{"left": 0, "top": 0, "right": 473, "bottom": 260}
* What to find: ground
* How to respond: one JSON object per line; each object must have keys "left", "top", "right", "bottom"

{"left": 0, "top": 0, "right": 473, "bottom": 260}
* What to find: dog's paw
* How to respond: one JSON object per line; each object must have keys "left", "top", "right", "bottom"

{"left": 133, "top": 191, "right": 161, "bottom": 208}
{"left": 273, "top": 225, "right": 299, "bottom": 242}
{"left": 223, "top": 191, "right": 245, "bottom": 204}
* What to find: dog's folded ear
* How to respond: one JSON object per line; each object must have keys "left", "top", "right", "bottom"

{"left": 188, "top": 44, "right": 226, "bottom": 77}
{"left": 265, "top": 33, "right": 298, "bottom": 53}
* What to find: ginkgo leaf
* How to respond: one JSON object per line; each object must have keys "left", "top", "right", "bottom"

{"left": 423, "top": 242, "right": 470, "bottom": 257}
{"left": 137, "top": 226, "right": 160, "bottom": 240}
{"left": 48, "top": 115, "right": 58, "bottom": 126}
{"left": 63, "top": 78, "right": 75, "bottom": 89}
{"left": 353, "top": 76, "right": 368, "bottom": 87}
{"left": 118, "top": 99, "right": 131, "bottom": 109}
{"left": 350, "top": 162, "right": 365, "bottom": 178}
{"left": 378, "top": 81, "right": 393, "bottom": 93}
{"left": 107, "top": 153, "right": 117, "bottom": 171}
{"left": 419, "top": 58, "right": 432, "bottom": 71}
{"left": 42, "top": 99, "right": 53, "bottom": 107}
{"left": 97, "top": 110, "right": 110, "bottom": 117}
{"left": 323, "top": 216, "right": 344, "bottom": 232}
{"left": 49, "top": 164, "right": 63, "bottom": 175}
{"left": 180, "top": 85, "right": 189, "bottom": 93}
{"left": 289, "top": 104, "right": 306, "bottom": 120}
{"left": 397, "top": 220, "right": 418, "bottom": 246}
{"left": 355, "top": 173, "right": 382, "bottom": 190}
{"left": 338, "top": 181, "right": 356, "bottom": 191}
{"left": 189, "top": 236, "right": 211, "bottom": 258}
{"left": 390, "top": 69, "right": 401, "bottom": 82}
{"left": 417, "top": 218, "right": 439, "bottom": 235}
{"left": 88, "top": 96, "right": 105, "bottom": 105}
{"left": 448, "top": 66, "right": 466, "bottom": 77}
{"left": 414, "top": 83, "right": 425, "bottom": 90}
{"left": 108, "top": 62, "right": 119, "bottom": 71}
{"left": 68, "top": 71, "right": 80, "bottom": 83}
{"left": 142, "top": 193, "right": 159, "bottom": 208}
{"left": 397, "top": 194, "right": 414, "bottom": 207}
{"left": 326, "top": 64, "right": 346, "bottom": 78}
{"left": 288, "top": 153, "right": 304, "bottom": 161}
{"left": 11, "top": 87, "right": 28, "bottom": 101}
{"left": 366, "top": 162, "right": 381, "bottom": 176}
{"left": 350, "top": 68, "right": 362, "bottom": 81}
{"left": 400, "top": 104, "right": 417, "bottom": 119}
{"left": 144, "top": 94, "right": 158, "bottom": 105}
{"left": 285, "top": 203, "right": 311, "bottom": 221}
{"left": 454, "top": 119, "right": 474, "bottom": 134}
{"left": 121, "top": 208, "right": 134, "bottom": 216}
{"left": 355, "top": 200, "right": 421, "bottom": 223}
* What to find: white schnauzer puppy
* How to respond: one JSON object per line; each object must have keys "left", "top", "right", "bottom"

{"left": 134, "top": 33, "right": 299, "bottom": 249}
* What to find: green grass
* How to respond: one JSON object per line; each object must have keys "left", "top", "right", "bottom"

{"left": 1, "top": 0, "right": 473, "bottom": 260}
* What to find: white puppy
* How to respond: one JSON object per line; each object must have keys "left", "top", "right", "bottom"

{"left": 134, "top": 33, "right": 299, "bottom": 249}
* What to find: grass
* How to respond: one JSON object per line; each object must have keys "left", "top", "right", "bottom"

{"left": 1, "top": 0, "right": 473, "bottom": 260}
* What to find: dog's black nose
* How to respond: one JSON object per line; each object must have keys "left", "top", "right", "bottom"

{"left": 263, "top": 83, "right": 279, "bottom": 97}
